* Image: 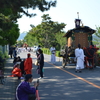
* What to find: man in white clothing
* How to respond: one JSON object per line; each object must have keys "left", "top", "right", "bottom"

{"left": 50, "top": 45, "right": 56, "bottom": 64}
{"left": 75, "top": 44, "right": 84, "bottom": 72}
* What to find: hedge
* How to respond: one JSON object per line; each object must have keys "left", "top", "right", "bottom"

{"left": 42, "top": 48, "right": 60, "bottom": 57}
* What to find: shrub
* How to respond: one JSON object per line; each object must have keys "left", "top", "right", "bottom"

{"left": 42, "top": 48, "right": 60, "bottom": 57}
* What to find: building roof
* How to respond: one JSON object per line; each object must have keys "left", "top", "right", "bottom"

{"left": 64, "top": 26, "right": 96, "bottom": 38}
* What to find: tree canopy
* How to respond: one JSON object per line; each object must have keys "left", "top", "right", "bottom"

{"left": 0, "top": 13, "right": 19, "bottom": 45}
{"left": 0, "top": 0, "right": 56, "bottom": 46}
{"left": 0, "top": 0, "right": 56, "bottom": 21}
{"left": 93, "top": 26, "right": 100, "bottom": 47}
{"left": 95, "top": 27, "right": 100, "bottom": 38}
{"left": 24, "top": 14, "right": 66, "bottom": 50}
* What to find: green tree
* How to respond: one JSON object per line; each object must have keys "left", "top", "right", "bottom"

{"left": 16, "top": 40, "right": 24, "bottom": 47}
{"left": 24, "top": 14, "right": 66, "bottom": 50}
{"left": 37, "top": 14, "right": 66, "bottom": 48}
{"left": 0, "top": 14, "right": 19, "bottom": 45}
{"left": 0, "top": 0, "right": 56, "bottom": 45}
{"left": 55, "top": 31, "right": 66, "bottom": 50}
{"left": 24, "top": 33, "right": 37, "bottom": 47}
{"left": 93, "top": 26, "right": 100, "bottom": 47}
{"left": 0, "top": 0, "right": 56, "bottom": 21}
{"left": 95, "top": 27, "right": 100, "bottom": 38}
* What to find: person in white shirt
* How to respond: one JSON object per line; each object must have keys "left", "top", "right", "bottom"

{"left": 50, "top": 45, "right": 56, "bottom": 64}
{"left": 75, "top": 44, "right": 84, "bottom": 72}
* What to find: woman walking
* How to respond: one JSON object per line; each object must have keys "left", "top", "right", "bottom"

{"left": 37, "top": 49, "right": 44, "bottom": 79}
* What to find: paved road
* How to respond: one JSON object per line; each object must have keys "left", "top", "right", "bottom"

{"left": 18, "top": 52, "right": 100, "bottom": 100}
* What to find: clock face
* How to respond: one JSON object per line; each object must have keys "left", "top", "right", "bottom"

{"left": 76, "top": 21, "right": 80, "bottom": 25}
{"left": 75, "top": 19, "right": 80, "bottom": 27}
{"left": 75, "top": 19, "right": 81, "bottom": 27}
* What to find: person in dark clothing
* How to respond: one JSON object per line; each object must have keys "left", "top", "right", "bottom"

{"left": 13, "top": 57, "right": 21, "bottom": 65}
{"left": 20, "top": 59, "right": 26, "bottom": 76}
{"left": 17, "top": 56, "right": 22, "bottom": 62}
{"left": 13, "top": 57, "right": 18, "bottom": 65}
{"left": 37, "top": 49, "right": 44, "bottom": 79}
{"left": 9, "top": 47, "right": 13, "bottom": 58}
{"left": 13, "top": 48, "right": 17, "bottom": 58}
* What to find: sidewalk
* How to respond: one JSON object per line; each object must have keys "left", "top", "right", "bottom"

{"left": 0, "top": 58, "right": 20, "bottom": 100}
{"left": 0, "top": 52, "right": 62, "bottom": 100}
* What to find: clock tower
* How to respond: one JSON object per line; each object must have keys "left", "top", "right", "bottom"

{"left": 75, "top": 12, "right": 81, "bottom": 28}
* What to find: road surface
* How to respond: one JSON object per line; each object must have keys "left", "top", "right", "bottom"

{"left": 18, "top": 51, "right": 100, "bottom": 100}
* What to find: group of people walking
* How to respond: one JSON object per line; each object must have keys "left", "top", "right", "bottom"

{"left": 15, "top": 44, "right": 88, "bottom": 100}
{"left": 10, "top": 43, "right": 93, "bottom": 77}
{"left": 9, "top": 44, "right": 94, "bottom": 100}
{"left": 13, "top": 44, "right": 56, "bottom": 100}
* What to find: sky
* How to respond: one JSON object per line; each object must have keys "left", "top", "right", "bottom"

{"left": 17, "top": 0, "right": 100, "bottom": 34}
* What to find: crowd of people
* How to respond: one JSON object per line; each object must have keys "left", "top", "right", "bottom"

{"left": 7, "top": 44, "right": 98, "bottom": 100}
{"left": 14, "top": 44, "right": 91, "bottom": 100}
{"left": 8, "top": 46, "right": 44, "bottom": 100}
{"left": 8, "top": 53, "right": 33, "bottom": 80}
{"left": 8, "top": 45, "right": 46, "bottom": 80}
{"left": 9, "top": 46, "right": 32, "bottom": 59}
{"left": 9, "top": 43, "right": 98, "bottom": 77}
{"left": 9, "top": 44, "right": 58, "bottom": 80}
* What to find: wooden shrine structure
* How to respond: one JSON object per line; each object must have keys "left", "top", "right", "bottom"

{"left": 64, "top": 26, "right": 95, "bottom": 48}
{"left": 61, "top": 13, "right": 98, "bottom": 68}
{"left": 64, "top": 13, "right": 95, "bottom": 48}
